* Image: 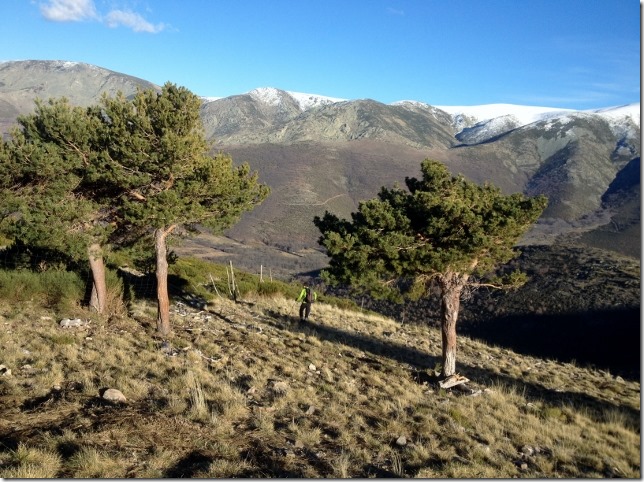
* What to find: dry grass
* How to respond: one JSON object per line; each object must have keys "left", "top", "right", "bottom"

{"left": 0, "top": 292, "right": 639, "bottom": 478}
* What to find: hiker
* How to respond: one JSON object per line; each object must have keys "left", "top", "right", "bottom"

{"left": 296, "top": 285, "right": 317, "bottom": 321}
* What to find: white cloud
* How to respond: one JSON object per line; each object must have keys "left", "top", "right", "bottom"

{"left": 38, "top": 0, "right": 166, "bottom": 33}
{"left": 105, "top": 9, "right": 165, "bottom": 33}
{"left": 40, "top": 0, "right": 98, "bottom": 22}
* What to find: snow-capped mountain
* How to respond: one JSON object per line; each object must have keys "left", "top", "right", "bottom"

{"left": 433, "top": 103, "right": 575, "bottom": 125}
{"left": 249, "top": 87, "right": 346, "bottom": 111}
{"left": 234, "top": 88, "right": 640, "bottom": 131}
{"left": 202, "top": 87, "right": 347, "bottom": 112}
{"left": 222, "top": 88, "right": 640, "bottom": 145}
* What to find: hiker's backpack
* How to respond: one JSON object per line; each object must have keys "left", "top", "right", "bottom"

{"left": 305, "top": 288, "right": 314, "bottom": 303}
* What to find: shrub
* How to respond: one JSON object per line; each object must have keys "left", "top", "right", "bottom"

{"left": 0, "top": 269, "right": 84, "bottom": 311}
{"left": 256, "top": 281, "right": 286, "bottom": 297}
{"left": 324, "top": 296, "right": 360, "bottom": 311}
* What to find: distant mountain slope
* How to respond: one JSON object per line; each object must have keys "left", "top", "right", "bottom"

{"left": 0, "top": 59, "right": 639, "bottom": 262}
{"left": 0, "top": 60, "right": 159, "bottom": 133}
{"left": 202, "top": 88, "right": 457, "bottom": 148}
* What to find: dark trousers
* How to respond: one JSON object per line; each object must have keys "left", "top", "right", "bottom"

{"left": 299, "top": 302, "right": 311, "bottom": 320}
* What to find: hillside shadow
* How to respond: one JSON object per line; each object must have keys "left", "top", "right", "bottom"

{"left": 275, "top": 316, "right": 640, "bottom": 427}
{"left": 460, "top": 307, "right": 641, "bottom": 381}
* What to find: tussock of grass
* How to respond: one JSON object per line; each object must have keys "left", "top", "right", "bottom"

{"left": 0, "top": 288, "right": 640, "bottom": 478}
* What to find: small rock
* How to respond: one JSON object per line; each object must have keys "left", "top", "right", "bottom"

{"left": 395, "top": 436, "right": 407, "bottom": 446}
{"left": 520, "top": 462, "right": 528, "bottom": 471}
{"left": 102, "top": 388, "right": 127, "bottom": 403}
{"left": 60, "top": 318, "right": 85, "bottom": 328}
{"left": 521, "top": 445, "right": 535, "bottom": 457}
{"left": 305, "top": 405, "right": 316, "bottom": 415}
{"left": 269, "top": 380, "right": 289, "bottom": 396}
{"left": 308, "top": 363, "right": 317, "bottom": 371}
{"left": 294, "top": 440, "right": 304, "bottom": 449}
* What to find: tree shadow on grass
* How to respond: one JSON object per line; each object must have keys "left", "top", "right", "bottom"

{"left": 263, "top": 308, "right": 440, "bottom": 369}
{"left": 163, "top": 450, "right": 214, "bottom": 478}
{"left": 117, "top": 269, "right": 191, "bottom": 303}
{"left": 271, "top": 315, "right": 640, "bottom": 429}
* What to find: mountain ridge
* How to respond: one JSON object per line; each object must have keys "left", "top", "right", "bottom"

{"left": 202, "top": 85, "right": 639, "bottom": 129}
{"left": 200, "top": 85, "right": 639, "bottom": 146}
{"left": 0, "top": 60, "right": 640, "bottom": 269}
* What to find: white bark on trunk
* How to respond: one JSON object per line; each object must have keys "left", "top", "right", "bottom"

{"left": 438, "top": 271, "right": 468, "bottom": 377}
{"left": 88, "top": 243, "right": 107, "bottom": 314}
{"left": 155, "top": 228, "right": 171, "bottom": 337}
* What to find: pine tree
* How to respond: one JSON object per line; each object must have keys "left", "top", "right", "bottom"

{"left": 92, "top": 83, "right": 269, "bottom": 336}
{"left": 0, "top": 98, "right": 114, "bottom": 313}
{"left": 0, "top": 84, "right": 269, "bottom": 332}
{"left": 314, "top": 159, "right": 547, "bottom": 377}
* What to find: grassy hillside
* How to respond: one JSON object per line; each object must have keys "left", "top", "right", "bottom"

{"left": 0, "top": 269, "right": 639, "bottom": 478}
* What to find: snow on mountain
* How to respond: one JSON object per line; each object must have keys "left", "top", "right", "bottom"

{"left": 288, "top": 91, "right": 347, "bottom": 110}
{"left": 429, "top": 102, "right": 640, "bottom": 142}
{"left": 391, "top": 100, "right": 433, "bottom": 110}
{"left": 588, "top": 103, "right": 640, "bottom": 127}
{"left": 434, "top": 103, "right": 575, "bottom": 127}
{"left": 247, "top": 87, "right": 345, "bottom": 111}
{"left": 248, "top": 87, "right": 289, "bottom": 106}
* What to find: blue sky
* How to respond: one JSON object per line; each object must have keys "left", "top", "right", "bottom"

{"left": 0, "top": 0, "right": 640, "bottom": 109}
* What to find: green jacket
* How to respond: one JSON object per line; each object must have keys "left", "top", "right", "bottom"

{"left": 296, "top": 287, "right": 317, "bottom": 303}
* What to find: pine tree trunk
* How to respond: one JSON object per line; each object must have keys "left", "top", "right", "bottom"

{"left": 155, "top": 228, "right": 172, "bottom": 337}
{"left": 438, "top": 271, "right": 468, "bottom": 377}
{"left": 88, "top": 243, "right": 107, "bottom": 314}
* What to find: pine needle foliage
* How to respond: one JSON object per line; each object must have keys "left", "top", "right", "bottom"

{"left": 90, "top": 84, "right": 269, "bottom": 240}
{"left": 0, "top": 98, "right": 113, "bottom": 262}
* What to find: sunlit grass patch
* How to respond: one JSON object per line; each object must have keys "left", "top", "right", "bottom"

{"left": 1, "top": 443, "right": 62, "bottom": 478}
